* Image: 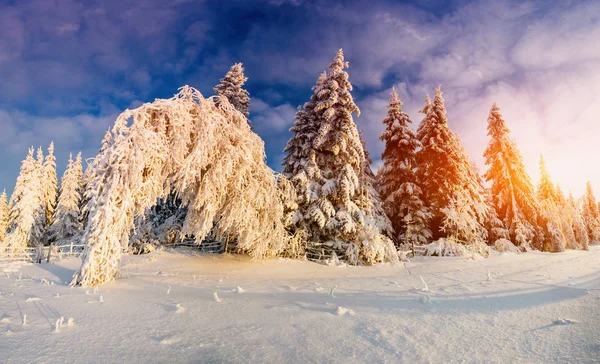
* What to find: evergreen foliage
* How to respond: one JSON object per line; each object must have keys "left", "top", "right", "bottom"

{"left": 378, "top": 88, "right": 431, "bottom": 246}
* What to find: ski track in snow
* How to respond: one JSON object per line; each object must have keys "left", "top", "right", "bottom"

{"left": 1, "top": 246, "right": 599, "bottom": 363}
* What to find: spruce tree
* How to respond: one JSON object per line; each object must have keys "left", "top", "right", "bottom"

{"left": 483, "top": 103, "right": 538, "bottom": 247}
{"left": 378, "top": 88, "right": 430, "bottom": 246}
{"left": 536, "top": 156, "right": 565, "bottom": 252}
{"left": 282, "top": 49, "right": 397, "bottom": 264}
{"left": 416, "top": 86, "right": 488, "bottom": 244}
{"left": 48, "top": 153, "right": 84, "bottom": 244}
{"left": 569, "top": 193, "right": 589, "bottom": 250}
{"left": 582, "top": 181, "right": 600, "bottom": 243}
{"left": 358, "top": 132, "right": 393, "bottom": 237}
{"left": 5, "top": 148, "right": 45, "bottom": 248}
{"left": 555, "top": 185, "right": 577, "bottom": 249}
{"left": 42, "top": 142, "right": 58, "bottom": 227}
{"left": 0, "top": 190, "right": 8, "bottom": 244}
{"left": 214, "top": 63, "right": 251, "bottom": 118}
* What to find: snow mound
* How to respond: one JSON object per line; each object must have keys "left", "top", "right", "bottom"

{"left": 494, "top": 239, "right": 521, "bottom": 253}
{"left": 336, "top": 307, "right": 356, "bottom": 316}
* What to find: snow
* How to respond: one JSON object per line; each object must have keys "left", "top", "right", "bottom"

{"left": 1, "top": 247, "right": 599, "bottom": 363}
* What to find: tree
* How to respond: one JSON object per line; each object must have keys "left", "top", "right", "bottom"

{"left": 0, "top": 190, "right": 8, "bottom": 243}
{"left": 48, "top": 153, "right": 84, "bottom": 244}
{"left": 42, "top": 142, "right": 58, "bottom": 227}
{"left": 483, "top": 103, "right": 538, "bottom": 247}
{"left": 416, "top": 86, "right": 488, "bottom": 244}
{"left": 73, "top": 86, "right": 287, "bottom": 287}
{"left": 569, "top": 193, "right": 589, "bottom": 250}
{"left": 536, "top": 156, "right": 565, "bottom": 252}
{"left": 4, "top": 148, "right": 45, "bottom": 248}
{"left": 582, "top": 181, "right": 600, "bottom": 243}
{"left": 358, "top": 132, "right": 393, "bottom": 238}
{"left": 214, "top": 63, "right": 250, "bottom": 118}
{"left": 282, "top": 49, "right": 397, "bottom": 264}
{"left": 378, "top": 88, "right": 430, "bottom": 246}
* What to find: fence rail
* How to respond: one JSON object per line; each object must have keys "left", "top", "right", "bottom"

{"left": 0, "top": 242, "right": 87, "bottom": 263}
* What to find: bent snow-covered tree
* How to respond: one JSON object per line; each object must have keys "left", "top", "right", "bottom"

{"left": 73, "top": 86, "right": 287, "bottom": 287}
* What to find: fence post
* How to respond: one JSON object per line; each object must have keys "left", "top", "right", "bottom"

{"left": 70, "top": 242, "right": 73, "bottom": 257}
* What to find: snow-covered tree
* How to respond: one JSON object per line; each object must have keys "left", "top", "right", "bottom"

{"left": 48, "top": 153, "right": 84, "bottom": 244}
{"left": 0, "top": 190, "right": 8, "bottom": 243}
{"left": 582, "top": 181, "right": 600, "bottom": 243}
{"left": 3, "top": 148, "right": 45, "bottom": 248}
{"left": 483, "top": 104, "right": 538, "bottom": 247}
{"left": 554, "top": 186, "right": 576, "bottom": 249}
{"left": 214, "top": 63, "right": 250, "bottom": 118}
{"left": 416, "top": 86, "right": 488, "bottom": 244}
{"left": 73, "top": 86, "right": 287, "bottom": 287}
{"left": 358, "top": 132, "right": 393, "bottom": 237}
{"left": 569, "top": 193, "right": 589, "bottom": 250}
{"left": 282, "top": 49, "right": 397, "bottom": 264}
{"left": 536, "top": 156, "right": 565, "bottom": 252}
{"left": 378, "top": 88, "right": 430, "bottom": 246}
{"left": 42, "top": 142, "right": 58, "bottom": 227}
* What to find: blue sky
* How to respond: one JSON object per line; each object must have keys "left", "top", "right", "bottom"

{"left": 1, "top": 0, "right": 599, "bottom": 197}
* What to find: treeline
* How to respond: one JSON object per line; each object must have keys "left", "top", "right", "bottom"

{"left": 1, "top": 49, "right": 598, "bottom": 270}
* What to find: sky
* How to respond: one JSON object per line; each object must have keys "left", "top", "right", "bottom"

{"left": 0, "top": 0, "right": 599, "bottom": 198}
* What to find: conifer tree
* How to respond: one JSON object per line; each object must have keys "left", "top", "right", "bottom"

{"left": 483, "top": 104, "right": 538, "bottom": 247}
{"left": 555, "top": 185, "right": 577, "bottom": 249}
{"left": 0, "top": 190, "right": 8, "bottom": 243}
{"left": 42, "top": 142, "right": 58, "bottom": 227}
{"left": 214, "top": 63, "right": 251, "bottom": 117}
{"left": 358, "top": 132, "right": 393, "bottom": 237}
{"left": 48, "top": 153, "right": 84, "bottom": 244}
{"left": 569, "top": 193, "right": 589, "bottom": 250}
{"left": 582, "top": 181, "right": 600, "bottom": 243}
{"left": 416, "top": 86, "right": 488, "bottom": 244}
{"left": 4, "top": 148, "right": 45, "bottom": 248}
{"left": 536, "top": 156, "right": 565, "bottom": 252}
{"left": 378, "top": 88, "right": 430, "bottom": 246}
{"left": 282, "top": 49, "right": 397, "bottom": 264}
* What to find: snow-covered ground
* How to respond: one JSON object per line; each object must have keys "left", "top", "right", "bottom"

{"left": 1, "top": 247, "right": 599, "bottom": 363}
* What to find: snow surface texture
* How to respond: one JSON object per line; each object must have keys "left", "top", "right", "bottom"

{"left": 1, "top": 247, "right": 599, "bottom": 363}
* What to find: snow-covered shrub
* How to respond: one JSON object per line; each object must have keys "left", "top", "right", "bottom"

{"left": 423, "top": 238, "right": 490, "bottom": 258}
{"left": 73, "top": 86, "right": 288, "bottom": 287}
{"left": 493, "top": 238, "right": 521, "bottom": 253}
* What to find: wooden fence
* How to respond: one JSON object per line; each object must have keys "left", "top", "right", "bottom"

{"left": 0, "top": 242, "right": 87, "bottom": 263}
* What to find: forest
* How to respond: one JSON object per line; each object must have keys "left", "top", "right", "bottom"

{"left": 1, "top": 49, "right": 598, "bottom": 287}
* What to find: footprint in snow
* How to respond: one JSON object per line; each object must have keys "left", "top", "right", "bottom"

{"left": 336, "top": 307, "right": 356, "bottom": 317}
{"left": 174, "top": 304, "right": 185, "bottom": 313}
{"left": 0, "top": 314, "right": 11, "bottom": 323}
{"left": 553, "top": 318, "right": 577, "bottom": 325}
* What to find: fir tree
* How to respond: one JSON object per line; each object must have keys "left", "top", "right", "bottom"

{"left": 48, "top": 153, "right": 84, "bottom": 244}
{"left": 5, "top": 148, "right": 45, "bottom": 248}
{"left": 0, "top": 190, "right": 8, "bottom": 244}
{"left": 569, "top": 193, "right": 589, "bottom": 250}
{"left": 536, "top": 156, "right": 565, "bottom": 252}
{"left": 358, "top": 132, "right": 393, "bottom": 237}
{"left": 483, "top": 103, "right": 538, "bottom": 247}
{"left": 42, "top": 142, "right": 58, "bottom": 227}
{"left": 282, "top": 49, "right": 397, "bottom": 264}
{"left": 582, "top": 181, "right": 600, "bottom": 243}
{"left": 214, "top": 63, "right": 251, "bottom": 118}
{"left": 416, "top": 86, "right": 488, "bottom": 244}
{"left": 378, "top": 88, "right": 430, "bottom": 246}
